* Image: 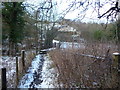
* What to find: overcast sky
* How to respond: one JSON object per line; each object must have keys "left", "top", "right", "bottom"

{"left": 25, "top": 0, "right": 117, "bottom": 23}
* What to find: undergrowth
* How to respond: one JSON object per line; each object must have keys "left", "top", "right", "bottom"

{"left": 49, "top": 42, "right": 118, "bottom": 88}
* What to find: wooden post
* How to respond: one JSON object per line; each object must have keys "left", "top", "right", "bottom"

{"left": 16, "top": 56, "right": 19, "bottom": 88}
{"left": 1, "top": 68, "right": 7, "bottom": 90}
{"left": 118, "top": 0, "right": 120, "bottom": 53}
{"left": 113, "top": 52, "right": 120, "bottom": 88}
{"left": 21, "top": 50, "right": 25, "bottom": 72}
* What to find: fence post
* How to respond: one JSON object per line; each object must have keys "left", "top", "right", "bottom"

{"left": 113, "top": 52, "right": 120, "bottom": 88}
{"left": 1, "top": 68, "right": 7, "bottom": 90}
{"left": 21, "top": 50, "right": 25, "bottom": 73}
{"left": 16, "top": 56, "right": 19, "bottom": 88}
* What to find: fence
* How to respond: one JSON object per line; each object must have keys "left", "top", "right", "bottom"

{"left": 1, "top": 50, "right": 36, "bottom": 89}
{"left": 50, "top": 48, "right": 120, "bottom": 88}
{"left": 74, "top": 52, "right": 120, "bottom": 88}
{"left": 112, "top": 52, "right": 120, "bottom": 88}
{"left": 1, "top": 50, "right": 120, "bottom": 88}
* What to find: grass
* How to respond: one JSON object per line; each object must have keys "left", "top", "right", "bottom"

{"left": 49, "top": 42, "right": 118, "bottom": 88}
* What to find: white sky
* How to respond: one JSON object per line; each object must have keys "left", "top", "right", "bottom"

{"left": 24, "top": 0, "right": 117, "bottom": 23}
{"left": 57, "top": 0, "right": 116, "bottom": 23}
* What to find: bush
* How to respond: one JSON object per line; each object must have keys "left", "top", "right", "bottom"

{"left": 49, "top": 43, "right": 118, "bottom": 88}
{"left": 93, "top": 30, "right": 104, "bottom": 41}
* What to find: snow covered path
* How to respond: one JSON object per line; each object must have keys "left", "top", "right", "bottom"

{"left": 18, "top": 54, "right": 44, "bottom": 88}
{"left": 18, "top": 53, "right": 56, "bottom": 88}
{"left": 18, "top": 41, "right": 85, "bottom": 88}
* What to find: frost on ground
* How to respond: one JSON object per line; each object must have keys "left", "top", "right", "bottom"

{"left": 18, "top": 54, "right": 44, "bottom": 88}
{"left": 40, "top": 54, "right": 58, "bottom": 88}
{"left": 18, "top": 54, "right": 57, "bottom": 88}
{"left": 1, "top": 56, "right": 16, "bottom": 88}
{"left": 0, "top": 50, "right": 36, "bottom": 88}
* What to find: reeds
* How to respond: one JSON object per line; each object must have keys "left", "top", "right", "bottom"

{"left": 49, "top": 42, "right": 118, "bottom": 88}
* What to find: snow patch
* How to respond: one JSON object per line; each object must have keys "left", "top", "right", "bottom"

{"left": 60, "top": 42, "right": 85, "bottom": 49}
{"left": 18, "top": 55, "right": 42, "bottom": 88}
{"left": 52, "top": 40, "right": 60, "bottom": 43}
{"left": 40, "top": 55, "right": 56, "bottom": 88}
{"left": 113, "top": 52, "right": 120, "bottom": 55}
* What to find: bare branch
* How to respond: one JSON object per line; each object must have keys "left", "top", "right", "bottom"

{"left": 98, "top": 1, "right": 120, "bottom": 19}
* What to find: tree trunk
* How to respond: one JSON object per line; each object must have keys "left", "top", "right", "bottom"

{"left": 8, "top": 41, "right": 14, "bottom": 56}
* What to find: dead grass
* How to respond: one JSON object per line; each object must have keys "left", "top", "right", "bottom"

{"left": 49, "top": 42, "right": 118, "bottom": 88}
{"left": 18, "top": 51, "right": 36, "bottom": 83}
{"left": 25, "top": 51, "right": 36, "bottom": 71}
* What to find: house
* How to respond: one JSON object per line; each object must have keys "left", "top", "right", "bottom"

{"left": 58, "top": 26, "right": 76, "bottom": 32}
{"left": 52, "top": 40, "right": 61, "bottom": 48}
{"left": 54, "top": 25, "right": 81, "bottom": 42}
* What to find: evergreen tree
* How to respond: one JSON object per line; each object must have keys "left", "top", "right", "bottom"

{"left": 2, "top": 2, "right": 25, "bottom": 56}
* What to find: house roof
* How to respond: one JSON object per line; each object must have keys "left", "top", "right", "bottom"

{"left": 58, "top": 26, "right": 76, "bottom": 32}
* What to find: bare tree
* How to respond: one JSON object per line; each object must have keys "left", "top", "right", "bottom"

{"left": 24, "top": 0, "right": 58, "bottom": 53}
{"left": 61, "top": 0, "right": 119, "bottom": 20}
{"left": 59, "top": 0, "right": 120, "bottom": 51}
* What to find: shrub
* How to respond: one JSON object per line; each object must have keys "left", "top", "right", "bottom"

{"left": 49, "top": 43, "right": 118, "bottom": 88}
{"left": 93, "top": 30, "right": 104, "bottom": 41}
